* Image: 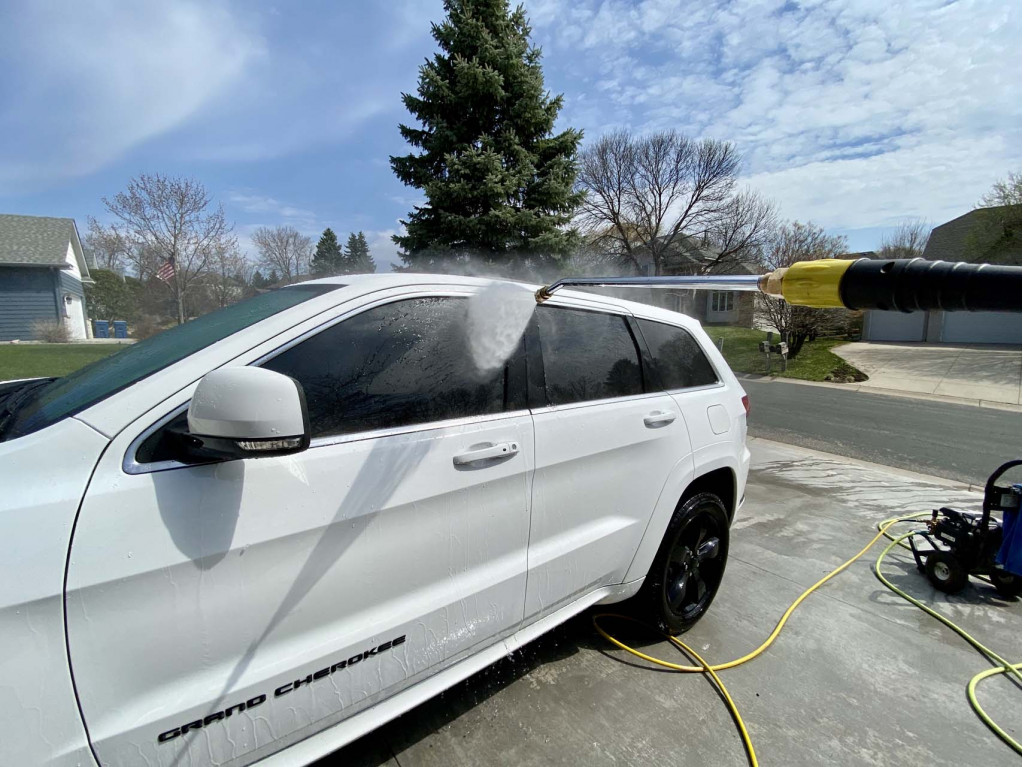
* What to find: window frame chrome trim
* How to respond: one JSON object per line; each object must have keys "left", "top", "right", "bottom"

{"left": 528, "top": 390, "right": 667, "bottom": 416}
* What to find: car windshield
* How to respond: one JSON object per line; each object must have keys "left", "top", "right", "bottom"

{"left": 0, "top": 284, "right": 341, "bottom": 441}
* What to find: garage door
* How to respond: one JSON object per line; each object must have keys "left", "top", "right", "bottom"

{"left": 864, "top": 310, "right": 926, "bottom": 342}
{"left": 940, "top": 312, "right": 1022, "bottom": 345}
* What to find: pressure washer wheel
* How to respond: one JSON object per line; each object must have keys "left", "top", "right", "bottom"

{"left": 635, "top": 492, "right": 730, "bottom": 635}
{"left": 989, "top": 568, "right": 1023, "bottom": 599}
{"left": 925, "top": 551, "right": 968, "bottom": 594}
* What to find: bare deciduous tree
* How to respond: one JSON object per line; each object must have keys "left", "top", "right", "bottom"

{"left": 966, "top": 172, "right": 1023, "bottom": 263}
{"left": 252, "top": 226, "right": 313, "bottom": 282}
{"left": 757, "top": 221, "right": 849, "bottom": 359}
{"left": 207, "top": 245, "right": 254, "bottom": 309}
{"left": 878, "top": 219, "right": 928, "bottom": 259}
{"left": 979, "top": 171, "right": 1022, "bottom": 208}
{"left": 84, "top": 216, "right": 129, "bottom": 273}
{"left": 101, "top": 173, "right": 234, "bottom": 324}
{"left": 575, "top": 130, "right": 775, "bottom": 275}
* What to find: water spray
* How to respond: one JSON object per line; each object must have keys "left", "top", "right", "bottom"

{"left": 535, "top": 257, "right": 1023, "bottom": 313}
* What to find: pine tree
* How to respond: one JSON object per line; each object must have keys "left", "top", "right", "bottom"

{"left": 310, "top": 228, "right": 344, "bottom": 276}
{"left": 390, "top": 0, "right": 583, "bottom": 271}
{"left": 344, "top": 231, "right": 376, "bottom": 273}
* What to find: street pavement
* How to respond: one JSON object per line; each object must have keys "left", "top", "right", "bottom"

{"left": 324, "top": 439, "right": 1021, "bottom": 767}
{"left": 834, "top": 343, "right": 1022, "bottom": 406}
{"left": 742, "top": 378, "right": 1022, "bottom": 486}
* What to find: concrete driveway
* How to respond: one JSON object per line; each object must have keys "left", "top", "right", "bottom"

{"left": 326, "top": 439, "right": 1021, "bottom": 767}
{"left": 834, "top": 343, "right": 1022, "bottom": 405}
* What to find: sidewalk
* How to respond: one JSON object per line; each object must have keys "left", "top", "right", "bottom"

{"left": 833, "top": 342, "right": 1022, "bottom": 406}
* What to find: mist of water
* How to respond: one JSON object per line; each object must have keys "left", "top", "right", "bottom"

{"left": 464, "top": 281, "right": 537, "bottom": 374}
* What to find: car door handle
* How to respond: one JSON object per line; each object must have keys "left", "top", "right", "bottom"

{"left": 643, "top": 411, "right": 677, "bottom": 428}
{"left": 453, "top": 441, "right": 520, "bottom": 466}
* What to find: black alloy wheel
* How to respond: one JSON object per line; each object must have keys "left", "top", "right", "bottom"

{"left": 639, "top": 492, "right": 730, "bottom": 635}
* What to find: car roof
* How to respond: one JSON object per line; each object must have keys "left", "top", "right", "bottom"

{"left": 297, "top": 273, "right": 704, "bottom": 332}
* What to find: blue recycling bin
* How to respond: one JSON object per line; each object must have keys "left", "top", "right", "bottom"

{"left": 113, "top": 321, "right": 128, "bottom": 339}
{"left": 93, "top": 320, "right": 109, "bottom": 338}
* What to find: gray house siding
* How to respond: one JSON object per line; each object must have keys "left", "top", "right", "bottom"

{"left": 0, "top": 267, "right": 61, "bottom": 341}
{"left": 58, "top": 269, "right": 85, "bottom": 298}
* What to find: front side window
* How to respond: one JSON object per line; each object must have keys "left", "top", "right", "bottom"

{"left": 536, "top": 306, "right": 643, "bottom": 406}
{"left": 262, "top": 297, "right": 516, "bottom": 438}
{"left": 636, "top": 319, "right": 719, "bottom": 390}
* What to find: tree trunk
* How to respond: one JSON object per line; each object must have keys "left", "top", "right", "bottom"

{"left": 787, "top": 331, "right": 808, "bottom": 359}
{"left": 175, "top": 280, "right": 185, "bottom": 325}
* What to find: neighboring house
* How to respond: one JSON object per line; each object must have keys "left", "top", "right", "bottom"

{"left": 921, "top": 205, "right": 1020, "bottom": 265}
{"left": 0, "top": 214, "right": 94, "bottom": 341}
{"left": 860, "top": 207, "right": 1022, "bottom": 345}
{"left": 634, "top": 235, "right": 758, "bottom": 326}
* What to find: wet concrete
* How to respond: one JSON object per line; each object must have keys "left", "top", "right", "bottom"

{"left": 320, "top": 438, "right": 1022, "bottom": 766}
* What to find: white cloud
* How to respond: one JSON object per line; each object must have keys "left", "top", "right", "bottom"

{"left": 227, "top": 191, "right": 318, "bottom": 227}
{"left": 0, "top": 1, "right": 261, "bottom": 188}
{"left": 527, "top": 0, "right": 1022, "bottom": 231}
{"left": 366, "top": 228, "right": 404, "bottom": 272}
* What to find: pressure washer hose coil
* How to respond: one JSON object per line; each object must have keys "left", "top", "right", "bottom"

{"left": 595, "top": 513, "right": 1022, "bottom": 766}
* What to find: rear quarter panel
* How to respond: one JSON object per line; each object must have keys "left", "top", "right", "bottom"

{"left": 617, "top": 307, "right": 749, "bottom": 584}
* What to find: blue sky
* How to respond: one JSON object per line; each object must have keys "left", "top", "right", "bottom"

{"left": 1, "top": 0, "right": 1020, "bottom": 271}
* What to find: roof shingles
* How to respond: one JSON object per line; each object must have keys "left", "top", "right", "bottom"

{"left": 0, "top": 214, "right": 92, "bottom": 282}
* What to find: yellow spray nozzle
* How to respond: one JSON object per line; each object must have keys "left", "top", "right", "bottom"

{"left": 777, "top": 259, "right": 854, "bottom": 309}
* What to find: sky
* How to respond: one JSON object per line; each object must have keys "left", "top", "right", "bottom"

{"left": 0, "top": 0, "right": 1020, "bottom": 272}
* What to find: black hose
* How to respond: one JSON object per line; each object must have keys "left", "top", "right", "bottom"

{"left": 841, "top": 258, "right": 1022, "bottom": 313}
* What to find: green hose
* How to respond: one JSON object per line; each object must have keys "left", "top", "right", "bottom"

{"left": 874, "top": 527, "right": 1022, "bottom": 753}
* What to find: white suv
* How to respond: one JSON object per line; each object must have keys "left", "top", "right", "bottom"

{"left": 0, "top": 274, "right": 749, "bottom": 767}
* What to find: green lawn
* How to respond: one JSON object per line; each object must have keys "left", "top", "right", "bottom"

{"left": 703, "top": 326, "right": 865, "bottom": 382}
{"left": 1, "top": 330, "right": 863, "bottom": 385}
{"left": 0, "top": 344, "right": 125, "bottom": 380}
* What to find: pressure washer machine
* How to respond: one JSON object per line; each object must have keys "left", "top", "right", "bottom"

{"left": 910, "top": 460, "right": 1023, "bottom": 598}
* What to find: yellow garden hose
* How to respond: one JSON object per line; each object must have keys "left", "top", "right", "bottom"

{"left": 968, "top": 664, "right": 1024, "bottom": 751}
{"left": 592, "top": 613, "right": 759, "bottom": 767}
{"left": 874, "top": 530, "right": 1022, "bottom": 753}
{"left": 594, "top": 512, "right": 1022, "bottom": 765}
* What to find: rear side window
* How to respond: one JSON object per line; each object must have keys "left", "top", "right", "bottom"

{"left": 263, "top": 297, "right": 516, "bottom": 438}
{"left": 637, "top": 319, "right": 719, "bottom": 390}
{"left": 536, "top": 307, "right": 643, "bottom": 405}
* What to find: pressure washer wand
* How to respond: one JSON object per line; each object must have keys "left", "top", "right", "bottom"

{"left": 535, "top": 257, "right": 1023, "bottom": 313}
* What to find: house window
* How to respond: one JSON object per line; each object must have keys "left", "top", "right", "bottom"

{"left": 710, "top": 292, "right": 734, "bottom": 313}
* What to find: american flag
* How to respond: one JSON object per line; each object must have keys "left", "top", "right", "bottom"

{"left": 156, "top": 258, "right": 176, "bottom": 283}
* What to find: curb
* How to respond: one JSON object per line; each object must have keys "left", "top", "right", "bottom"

{"left": 735, "top": 373, "right": 1022, "bottom": 412}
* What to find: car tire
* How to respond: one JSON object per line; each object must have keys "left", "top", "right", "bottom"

{"left": 925, "top": 551, "right": 968, "bottom": 594}
{"left": 631, "top": 492, "right": 730, "bottom": 635}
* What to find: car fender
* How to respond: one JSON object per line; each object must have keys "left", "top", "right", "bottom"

{"left": 0, "top": 417, "right": 107, "bottom": 766}
{"left": 622, "top": 443, "right": 741, "bottom": 584}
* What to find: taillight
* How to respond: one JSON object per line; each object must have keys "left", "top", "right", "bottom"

{"left": 741, "top": 394, "right": 750, "bottom": 416}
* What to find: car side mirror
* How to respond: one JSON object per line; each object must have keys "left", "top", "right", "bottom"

{"left": 174, "top": 367, "right": 311, "bottom": 463}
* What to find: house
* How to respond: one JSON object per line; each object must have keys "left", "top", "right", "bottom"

{"left": 860, "top": 206, "right": 1022, "bottom": 345}
{"left": 0, "top": 214, "right": 94, "bottom": 341}
{"left": 636, "top": 235, "right": 758, "bottom": 326}
{"left": 921, "top": 205, "right": 1020, "bottom": 265}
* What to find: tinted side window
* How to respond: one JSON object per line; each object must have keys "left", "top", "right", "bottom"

{"left": 537, "top": 307, "right": 643, "bottom": 405}
{"left": 263, "top": 297, "right": 513, "bottom": 438}
{"left": 637, "top": 319, "right": 719, "bottom": 390}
